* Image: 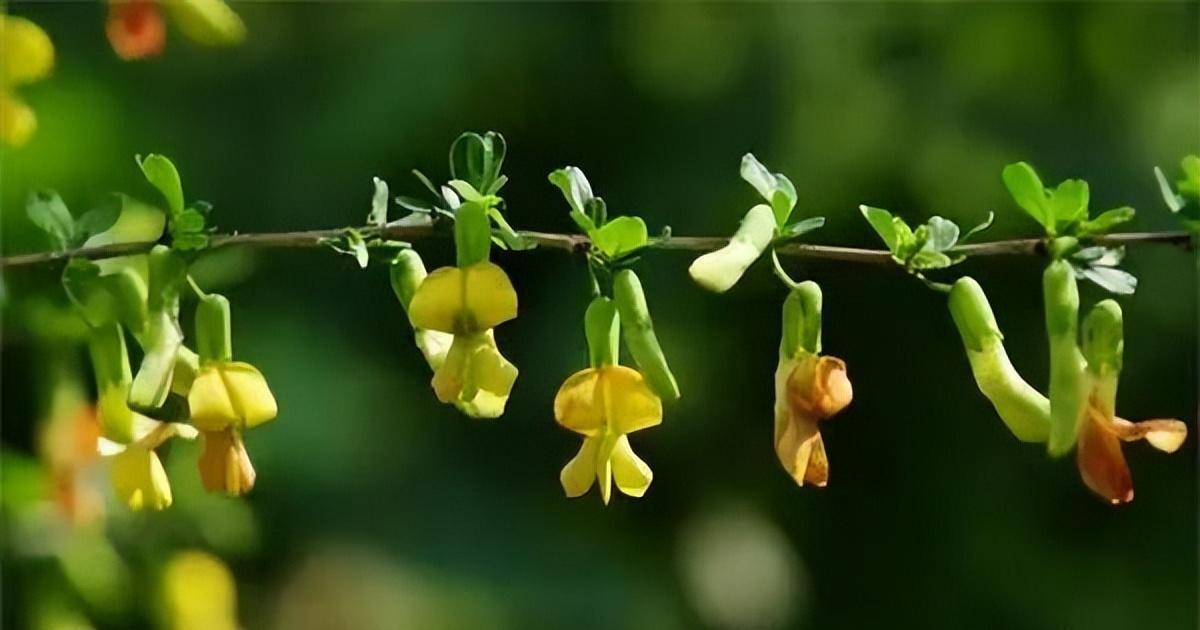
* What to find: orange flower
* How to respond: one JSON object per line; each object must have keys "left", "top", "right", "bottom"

{"left": 1076, "top": 397, "right": 1186, "bottom": 505}
{"left": 197, "top": 428, "right": 257, "bottom": 496}
{"left": 773, "top": 353, "right": 852, "bottom": 487}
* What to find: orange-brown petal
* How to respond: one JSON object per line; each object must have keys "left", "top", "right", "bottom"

{"left": 1076, "top": 408, "right": 1133, "bottom": 505}
{"left": 106, "top": 0, "right": 166, "bottom": 61}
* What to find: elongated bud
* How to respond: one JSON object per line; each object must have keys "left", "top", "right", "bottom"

{"left": 613, "top": 269, "right": 680, "bottom": 402}
{"left": 89, "top": 323, "right": 136, "bottom": 443}
{"left": 454, "top": 202, "right": 492, "bottom": 267}
{"left": 688, "top": 204, "right": 775, "bottom": 293}
{"left": 196, "top": 293, "right": 232, "bottom": 364}
{"left": 389, "top": 249, "right": 427, "bottom": 310}
{"left": 1082, "top": 300, "right": 1123, "bottom": 376}
{"left": 585, "top": 296, "right": 620, "bottom": 367}
{"left": 947, "top": 277, "right": 1050, "bottom": 443}
{"left": 1044, "top": 260, "right": 1088, "bottom": 456}
{"left": 130, "top": 247, "right": 188, "bottom": 410}
{"left": 781, "top": 281, "right": 822, "bottom": 358}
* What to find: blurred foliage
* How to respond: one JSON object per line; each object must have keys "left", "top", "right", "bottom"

{"left": 1, "top": 2, "right": 1197, "bottom": 629}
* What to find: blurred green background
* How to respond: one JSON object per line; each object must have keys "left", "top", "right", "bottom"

{"left": 2, "top": 2, "right": 1198, "bottom": 629}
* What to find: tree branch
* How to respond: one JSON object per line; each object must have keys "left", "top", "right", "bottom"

{"left": 0, "top": 224, "right": 1191, "bottom": 269}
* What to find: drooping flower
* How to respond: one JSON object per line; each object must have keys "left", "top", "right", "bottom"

{"left": 407, "top": 261, "right": 519, "bottom": 418}
{"left": 0, "top": 15, "right": 54, "bottom": 147}
{"left": 773, "top": 353, "right": 852, "bottom": 487}
{"left": 772, "top": 282, "right": 852, "bottom": 487}
{"left": 186, "top": 294, "right": 277, "bottom": 496}
{"left": 100, "top": 414, "right": 198, "bottom": 511}
{"left": 555, "top": 365, "right": 662, "bottom": 503}
{"left": 1075, "top": 300, "right": 1186, "bottom": 504}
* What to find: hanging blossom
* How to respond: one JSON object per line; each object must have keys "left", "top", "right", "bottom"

{"left": 0, "top": 14, "right": 54, "bottom": 147}
{"left": 773, "top": 283, "right": 853, "bottom": 487}
{"left": 555, "top": 297, "right": 661, "bottom": 503}
{"left": 186, "top": 294, "right": 277, "bottom": 495}
{"left": 105, "top": 0, "right": 245, "bottom": 61}
{"left": 1074, "top": 300, "right": 1186, "bottom": 504}
{"left": 406, "top": 203, "right": 520, "bottom": 418}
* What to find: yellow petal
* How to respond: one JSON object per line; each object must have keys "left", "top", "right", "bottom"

{"left": 161, "top": 551, "right": 239, "bottom": 630}
{"left": 431, "top": 335, "right": 470, "bottom": 403}
{"left": 454, "top": 390, "right": 509, "bottom": 419}
{"left": 611, "top": 435, "right": 653, "bottom": 498}
{"left": 111, "top": 445, "right": 172, "bottom": 510}
{"left": 188, "top": 366, "right": 236, "bottom": 431}
{"left": 408, "top": 263, "right": 518, "bottom": 334}
{"left": 0, "top": 91, "right": 36, "bottom": 148}
{"left": 468, "top": 338, "right": 518, "bottom": 398}
{"left": 2, "top": 16, "right": 55, "bottom": 85}
{"left": 221, "top": 362, "right": 278, "bottom": 428}
{"left": 554, "top": 368, "right": 605, "bottom": 435}
{"left": 603, "top": 366, "right": 662, "bottom": 435}
{"left": 596, "top": 434, "right": 617, "bottom": 505}
{"left": 1112, "top": 417, "right": 1188, "bottom": 453}
{"left": 560, "top": 436, "right": 600, "bottom": 498}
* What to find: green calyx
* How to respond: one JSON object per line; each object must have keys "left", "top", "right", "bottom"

{"left": 781, "top": 281, "right": 822, "bottom": 358}
{"left": 584, "top": 296, "right": 620, "bottom": 368}
{"left": 454, "top": 201, "right": 492, "bottom": 268}
{"left": 196, "top": 293, "right": 233, "bottom": 364}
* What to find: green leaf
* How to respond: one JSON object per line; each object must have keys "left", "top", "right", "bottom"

{"left": 548, "top": 167, "right": 597, "bottom": 233}
{"left": 1077, "top": 206, "right": 1134, "bottom": 236}
{"left": 924, "top": 216, "right": 960, "bottom": 252}
{"left": 1180, "top": 155, "right": 1200, "bottom": 198}
{"left": 395, "top": 195, "right": 434, "bottom": 214}
{"left": 412, "top": 169, "right": 442, "bottom": 202}
{"left": 960, "top": 212, "right": 995, "bottom": 243}
{"left": 323, "top": 229, "right": 369, "bottom": 268}
{"left": 860, "top": 205, "right": 899, "bottom": 252}
{"left": 368, "top": 177, "right": 389, "bottom": 227}
{"left": 741, "top": 154, "right": 796, "bottom": 225}
{"left": 1075, "top": 265, "right": 1137, "bottom": 296}
{"left": 487, "top": 208, "right": 535, "bottom": 251}
{"left": 908, "top": 250, "right": 954, "bottom": 270}
{"left": 446, "top": 180, "right": 484, "bottom": 203}
{"left": 26, "top": 190, "right": 75, "bottom": 250}
{"left": 1002, "top": 162, "right": 1051, "bottom": 232}
{"left": 77, "top": 196, "right": 122, "bottom": 242}
{"left": 591, "top": 216, "right": 648, "bottom": 258}
{"left": 777, "top": 216, "right": 826, "bottom": 241}
{"left": 450, "top": 131, "right": 506, "bottom": 193}
{"left": 1046, "top": 179, "right": 1089, "bottom": 228}
{"left": 1155, "top": 167, "right": 1185, "bottom": 213}
{"left": 136, "top": 154, "right": 184, "bottom": 216}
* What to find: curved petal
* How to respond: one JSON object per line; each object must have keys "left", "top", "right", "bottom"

{"left": 611, "top": 435, "right": 653, "bottom": 498}
{"left": 1111, "top": 417, "right": 1188, "bottom": 453}
{"left": 408, "top": 267, "right": 464, "bottom": 333}
{"left": 560, "top": 436, "right": 600, "bottom": 498}
{"left": 198, "top": 429, "right": 256, "bottom": 496}
{"left": 468, "top": 337, "right": 518, "bottom": 398}
{"left": 603, "top": 366, "right": 662, "bottom": 435}
{"left": 554, "top": 368, "right": 604, "bottom": 435}
{"left": 431, "top": 335, "right": 469, "bottom": 403}
{"left": 111, "top": 445, "right": 172, "bottom": 510}
{"left": 462, "top": 262, "right": 518, "bottom": 331}
{"left": 221, "top": 362, "right": 277, "bottom": 428}
{"left": 187, "top": 366, "right": 236, "bottom": 432}
{"left": 803, "top": 433, "right": 829, "bottom": 487}
{"left": 1077, "top": 409, "right": 1133, "bottom": 505}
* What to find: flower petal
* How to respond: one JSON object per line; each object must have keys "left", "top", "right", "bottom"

{"left": 188, "top": 366, "right": 236, "bottom": 432}
{"left": 468, "top": 337, "right": 518, "bottom": 398}
{"left": 106, "top": 0, "right": 166, "bottom": 61}
{"left": 1111, "top": 417, "right": 1188, "bottom": 453}
{"left": 803, "top": 433, "right": 829, "bottom": 487}
{"left": 111, "top": 444, "right": 172, "bottom": 510}
{"left": 560, "top": 436, "right": 600, "bottom": 498}
{"left": 198, "top": 429, "right": 256, "bottom": 496}
{"left": 220, "top": 362, "right": 277, "bottom": 428}
{"left": 554, "top": 368, "right": 605, "bottom": 435}
{"left": 1077, "top": 409, "right": 1134, "bottom": 505}
{"left": 1, "top": 16, "right": 55, "bottom": 86}
{"left": 611, "top": 435, "right": 653, "bottom": 498}
{"left": 408, "top": 267, "right": 464, "bottom": 333}
{"left": 604, "top": 366, "right": 663, "bottom": 435}
{"left": 462, "top": 262, "right": 518, "bottom": 331}
{"left": 0, "top": 92, "right": 36, "bottom": 148}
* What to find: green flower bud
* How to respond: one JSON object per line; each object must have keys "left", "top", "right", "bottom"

{"left": 688, "top": 204, "right": 775, "bottom": 293}
{"left": 613, "top": 269, "right": 679, "bottom": 402}
{"left": 948, "top": 278, "right": 1050, "bottom": 443}
{"left": 1044, "top": 260, "right": 1088, "bottom": 456}
{"left": 389, "top": 249, "right": 427, "bottom": 310}
{"left": 130, "top": 247, "right": 187, "bottom": 410}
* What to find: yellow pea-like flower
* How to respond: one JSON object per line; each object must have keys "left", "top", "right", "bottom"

{"left": 773, "top": 353, "right": 852, "bottom": 488}
{"left": 161, "top": 550, "right": 240, "bottom": 630}
{"left": 197, "top": 428, "right": 257, "bottom": 496}
{"left": 110, "top": 443, "right": 173, "bottom": 510}
{"left": 555, "top": 365, "right": 662, "bottom": 503}
{"left": 188, "top": 361, "right": 278, "bottom": 432}
{"left": 1, "top": 15, "right": 54, "bottom": 147}
{"left": 408, "top": 262, "right": 520, "bottom": 418}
